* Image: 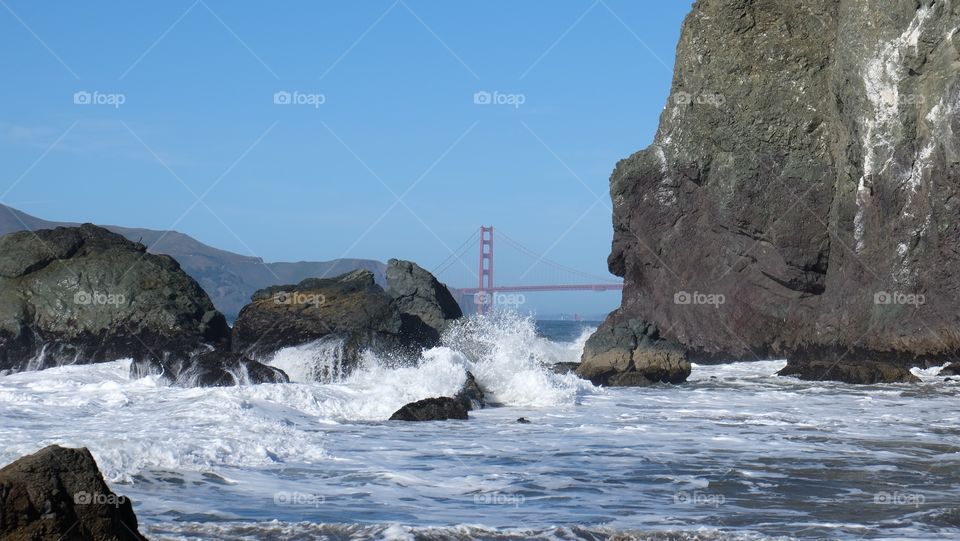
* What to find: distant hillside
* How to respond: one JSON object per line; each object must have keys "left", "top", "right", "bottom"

{"left": 0, "top": 204, "right": 386, "bottom": 319}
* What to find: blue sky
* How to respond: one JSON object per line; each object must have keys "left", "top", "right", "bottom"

{"left": 0, "top": 0, "right": 691, "bottom": 316}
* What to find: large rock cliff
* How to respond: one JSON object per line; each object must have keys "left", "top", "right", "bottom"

{"left": 585, "top": 0, "right": 960, "bottom": 381}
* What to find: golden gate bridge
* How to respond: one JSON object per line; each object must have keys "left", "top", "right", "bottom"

{"left": 432, "top": 226, "right": 623, "bottom": 314}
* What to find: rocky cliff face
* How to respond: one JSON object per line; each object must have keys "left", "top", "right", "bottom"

{"left": 587, "top": 0, "right": 960, "bottom": 379}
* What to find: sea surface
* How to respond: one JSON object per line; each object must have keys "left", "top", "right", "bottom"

{"left": 1, "top": 314, "right": 958, "bottom": 540}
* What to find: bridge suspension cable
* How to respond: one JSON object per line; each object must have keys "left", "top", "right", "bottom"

{"left": 496, "top": 230, "right": 620, "bottom": 285}
{"left": 432, "top": 229, "right": 479, "bottom": 277}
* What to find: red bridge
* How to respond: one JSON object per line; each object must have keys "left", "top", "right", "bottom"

{"left": 433, "top": 226, "right": 623, "bottom": 314}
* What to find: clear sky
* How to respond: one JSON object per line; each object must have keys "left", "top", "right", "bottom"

{"left": 0, "top": 0, "right": 692, "bottom": 317}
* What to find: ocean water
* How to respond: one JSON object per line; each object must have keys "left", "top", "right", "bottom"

{"left": 1, "top": 314, "right": 958, "bottom": 540}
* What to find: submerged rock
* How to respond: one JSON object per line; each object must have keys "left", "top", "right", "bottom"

{"left": 779, "top": 346, "right": 926, "bottom": 383}
{"left": 588, "top": 0, "right": 960, "bottom": 381}
{"left": 232, "top": 262, "right": 461, "bottom": 379}
{"left": 0, "top": 445, "right": 147, "bottom": 541}
{"left": 389, "top": 397, "right": 469, "bottom": 421}
{"left": 0, "top": 224, "right": 229, "bottom": 373}
{"left": 577, "top": 317, "right": 690, "bottom": 386}
{"left": 778, "top": 358, "right": 920, "bottom": 384}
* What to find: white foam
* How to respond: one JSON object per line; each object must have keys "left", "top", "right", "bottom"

{"left": 441, "top": 313, "right": 597, "bottom": 406}
{"left": 268, "top": 336, "right": 348, "bottom": 383}
{"left": 0, "top": 314, "right": 597, "bottom": 481}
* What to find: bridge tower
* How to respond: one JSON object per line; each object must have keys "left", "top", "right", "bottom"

{"left": 477, "top": 226, "right": 494, "bottom": 314}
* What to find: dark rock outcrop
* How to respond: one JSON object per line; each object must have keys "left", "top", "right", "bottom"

{"left": 232, "top": 270, "right": 407, "bottom": 363}
{"left": 385, "top": 258, "right": 462, "bottom": 345}
{"left": 0, "top": 445, "right": 147, "bottom": 541}
{"left": 130, "top": 350, "right": 289, "bottom": 387}
{"left": 0, "top": 225, "right": 229, "bottom": 373}
{"left": 940, "top": 363, "right": 960, "bottom": 376}
{"left": 778, "top": 360, "right": 920, "bottom": 384}
{"left": 551, "top": 362, "right": 581, "bottom": 375}
{"left": 590, "top": 0, "right": 960, "bottom": 382}
{"left": 578, "top": 318, "right": 691, "bottom": 386}
{"left": 389, "top": 397, "right": 469, "bottom": 421}
{"left": 232, "top": 262, "right": 461, "bottom": 379}
{"left": 454, "top": 371, "right": 485, "bottom": 410}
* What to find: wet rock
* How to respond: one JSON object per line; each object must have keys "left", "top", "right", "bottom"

{"left": 0, "top": 224, "right": 229, "bottom": 373}
{"left": 0, "top": 445, "right": 147, "bottom": 540}
{"left": 516, "top": 417, "right": 531, "bottom": 424}
{"left": 232, "top": 270, "right": 407, "bottom": 367}
{"left": 590, "top": 0, "right": 960, "bottom": 380}
{"left": 577, "top": 317, "right": 690, "bottom": 386}
{"left": 232, "top": 263, "right": 462, "bottom": 379}
{"left": 130, "top": 350, "right": 288, "bottom": 387}
{"left": 389, "top": 397, "right": 469, "bottom": 422}
{"left": 939, "top": 363, "right": 960, "bottom": 376}
{"left": 454, "top": 371, "right": 485, "bottom": 411}
{"left": 551, "top": 362, "right": 581, "bottom": 375}
{"left": 778, "top": 357, "right": 920, "bottom": 384}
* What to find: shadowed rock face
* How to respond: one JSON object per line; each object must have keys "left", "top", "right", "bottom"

{"left": 386, "top": 258, "right": 463, "bottom": 345}
{"left": 589, "top": 0, "right": 960, "bottom": 382}
{"left": 0, "top": 224, "right": 229, "bottom": 373}
{"left": 0, "top": 445, "right": 147, "bottom": 541}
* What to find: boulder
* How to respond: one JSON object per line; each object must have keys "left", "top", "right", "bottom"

{"left": 588, "top": 0, "right": 960, "bottom": 381}
{"left": 389, "top": 397, "right": 469, "bottom": 421}
{"left": 385, "top": 258, "right": 462, "bottom": 345}
{"left": 130, "top": 350, "right": 288, "bottom": 387}
{"left": 0, "top": 225, "right": 229, "bottom": 373}
{"left": 0, "top": 445, "right": 147, "bottom": 541}
{"left": 232, "top": 270, "right": 407, "bottom": 365}
{"left": 232, "top": 263, "right": 462, "bottom": 379}
{"left": 577, "top": 316, "right": 690, "bottom": 386}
